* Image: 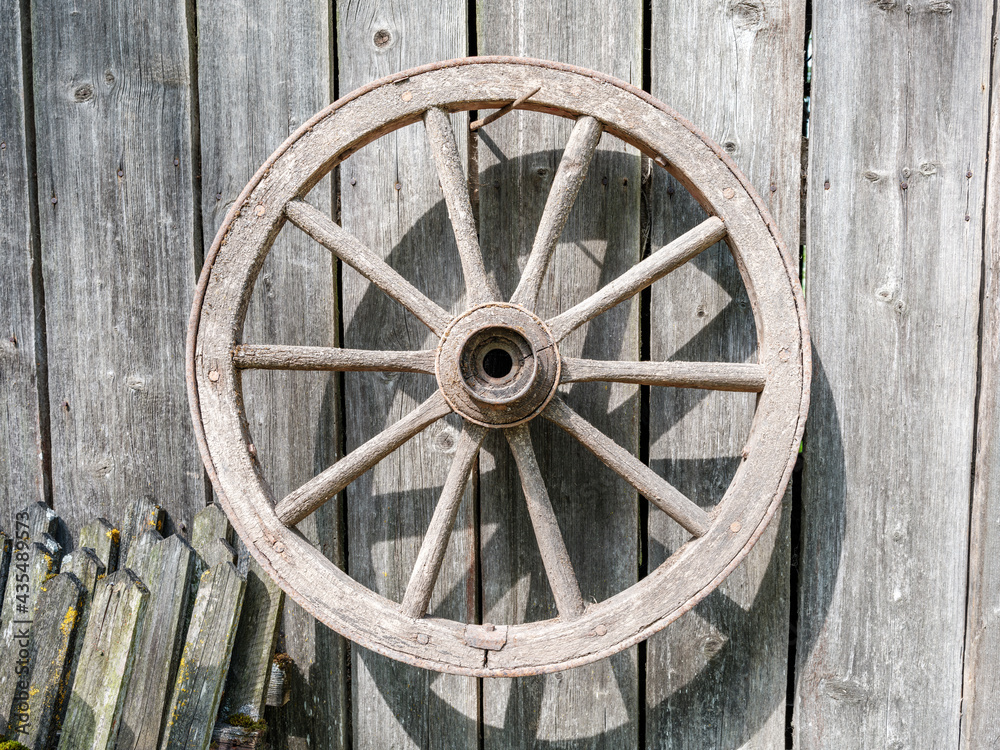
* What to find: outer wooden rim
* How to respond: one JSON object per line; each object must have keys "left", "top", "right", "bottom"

{"left": 187, "top": 57, "right": 810, "bottom": 676}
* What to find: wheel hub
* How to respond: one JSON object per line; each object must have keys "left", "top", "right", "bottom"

{"left": 436, "top": 303, "right": 560, "bottom": 427}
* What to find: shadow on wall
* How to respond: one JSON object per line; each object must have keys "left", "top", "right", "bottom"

{"left": 255, "top": 148, "right": 844, "bottom": 748}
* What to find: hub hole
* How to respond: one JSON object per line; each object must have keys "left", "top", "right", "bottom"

{"left": 482, "top": 348, "right": 514, "bottom": 379}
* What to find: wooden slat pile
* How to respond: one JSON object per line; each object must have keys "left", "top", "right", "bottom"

{"left": 0, "top": 500, "right": 283, "bottom": 750}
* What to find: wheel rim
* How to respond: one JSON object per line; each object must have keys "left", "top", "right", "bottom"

{"left": 187, "top": 57, "right": 810, "bottom": 676}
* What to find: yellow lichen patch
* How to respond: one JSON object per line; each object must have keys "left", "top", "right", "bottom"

{"left": 107, "top": 527, "right": 121, "bottom": 544}
{"left": 61, "top": 606, "right": 78, "bottom": 636}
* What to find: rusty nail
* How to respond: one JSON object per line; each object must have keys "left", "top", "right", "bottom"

{"left": 900, "top": 182, "right": 908, "bottom": 190}
{"left": 730, "top": 521, "right": 742, "bottom": 533}
{"left": 215, "top": 192, "right": 222, "bottom": 201}
{"left": 208, "top": 369, "right": 220, "bottom": 382}
{"left": 0, "top": 142, "right": 6, "bottom": 149}
{"left": 9, "top": 335, "right": 17, "bottom": 347}
{"left": 723, "top": 187, "right": 736, "bottom": 199}
{"left": 255, "top": 204, "right": 266, "bottom": 216}
{"left": 173, "top": 157, "right": 180, "bottom": 166}
{"left": 967, "top": 171, "right": 973, "bottom": 178}
{"left": 50, "top": 196, "right": 58, "bottom": 204}
{"left": 117, "top": 169, "right": 124, "bottom": 177}
{"left": 770, "top": 183, "right": 777, "bottom": 192}
{"left": 401, "top": 91, "right": 413, "bottom": 102}
{"left": 394, "top": 182, "right": 401, "bottom": 190}
{"left": 248, "top": 443, "right": 257, "bottom": 456}
{"left": 966, "top": 214, "right": 971, "bottom": 222}
{"left": 824, "top": 180, "right": 830, "bottom": 190}
{"left": 416, "top": 633, "right": 430, "bottom": 644}
{"left": 350, "top": 178, "right": 357, "bottom": 186}
{"left": 622, "top": 178, "right": 628, "bottom": 187}
{"left": 666, "top": 185, "right": 675, "bottom": 196}
{"left": 595, "top": 625, "right": 608, "bottom": 636}
{"left": 62, "top": 401, "right": 70, "bottom": 411}
{"left": 274, "top": 541, "right": 285, "bottom": 553}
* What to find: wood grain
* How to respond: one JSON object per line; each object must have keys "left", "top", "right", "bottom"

{"left": 0, "top": 0, "right": 46, "bottom": 533}
{"left": 477, "top": 4, "right": 642, "bottom": 742}
{"left": 962, "top": 4, "right": 1000, "bottom": 744}
{"left": 194, "top": 3, "right": 344, "bottom": 744}
{"left": 796, "top": 1, "right": 990, "bottom": 747}
{"left": 119, "top": 498, "right": 164, "bottom": 567}
{"left": 161, "top": 561, "right": 246, "bottom": 750}
{"left": 1, "top": 0, "right": 47, "bottom": 532}
{"left": 646, "top": 0, "right": 804, "bottom": 746}
{"left": 78, "top": 518, "right": 119, "bottom": 574}
{"left": 336, "top": 2, "right": 478, "bottom": 745}
{"left": 13, "top": 572, "right": 83, "bottom": 749}
{"left": 117, "top": 534, "right": 196, "bottom": 750}
{"left": 57, "top": 570, "right": 148, "bottom": 750}
{"left": 30, "top": 0, "right": 203, "bottom": 536}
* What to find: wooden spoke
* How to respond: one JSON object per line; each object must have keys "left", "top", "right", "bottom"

{"left": 285, "top": 199, "right": 452, "bottom": 335}
{"left": 234, "top": 345, "right": 436, "bottom": 374}
{"left": 561, "top": 357, "right": 766, "bottom": 392}
{"left": 506, "top": 424, "right": 586, "bottom": 620}
{"left": 509, "top": 116, "right": 604, "bottom": 310}
{"left": 547, "top": 216, "right": 727, "bottom": 342}
{"left": 275, "top": 390, "right": 453, "bottom": 527}
{"left": 423, "top": 107, "right": 499, "bottom": 305}
{"left": 401, "top": 424, "right": 487, "bottom": 619}
{"left": 543, "top": 396, "right": 710, "bottom": 538}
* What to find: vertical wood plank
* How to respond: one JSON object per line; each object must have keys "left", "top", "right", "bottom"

{"left": 0, "top": 0, "right": 47, "bottom": 532}
{"left": 57, "top": 570, "right": 148, "bottom": 750}
{"left": 646, "top": 1, "right": 804, "bottom": 747}
{"left": 962, "top": 12, "right": 1000, "bottom": 746}
{"left": 796, "top": 1, "right": 990, "bottom": 747}
{"left": 30, "top": 0, "right": 203, "bottom": 536}
{"left": 78, "top": 518, "right": 120, "bottom": 574}
{"left": 161, "top": 561, "right": 246, "bottom": 750}
{"left": 336, "top": 3, "right": 477, "bottom": 747}
{"left": 12, "top": 572, "right": 83, "bottom": 749}
{"left": 477, "top": 4, "right": 642, "bottom": 745}
{"left": 117, "top": 534, "right": 196, "bottom": 750}
{"left": 195, "top": 5, "right": 344, "bottom": 743}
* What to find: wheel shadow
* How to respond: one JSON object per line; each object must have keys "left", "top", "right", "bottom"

{"left": 258, "top": 148, "right": 844, "bottom": 748}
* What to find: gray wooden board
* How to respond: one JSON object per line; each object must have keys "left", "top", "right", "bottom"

{"left": 195, "top": 4, "right": 334, "bottom": 734}
{"left": 58, "top": 546, "right": 106, "bottom": 734}
{"left": 0, "top": 0, "right": 46, "bottom": 533}
{"left": 119, "top": 498, "right": 165, "bottom": 566}
{"left": 0, "top": 532, "right": 10, "bottom": 614}
{"left": 191, "top": 504, "right": 235, "bottom": 571}
{"left": 57, "top": 570, "right": 149, "bottom": 750}
{"left": 11, "top": 572, "right": 83, "bottom": 749}
{"left": 194, "top": 2, "right": 345, "bottom": 744}
{"left": 29, "top": 0, "right": 204, "bottom": 536}
{"left": 337, "top": 4, "right": 478, "bottom": 748}
{"left": 645, "top": 0, "right": 804, "bottom": 746}
{"left": 222, "top": 539, "right": 284, "bottom": 722}
{"left": 161, "top": 561, "right": 246, "bottom": 750}
{"left": 476, "top": 2, "right": 641, "bottom": 745}
{"left": 795, "top": 1, "right": 990, "bottom": 747}
{"left": 116, "top": 534, "right": 196, "bottom": 750}
{"left": 0, "top": 542, "right": 59, "bottom": 736}
{"left": 78, "top": 518, "right": 120, "bottom": 574}
{"left": 962, "top": 8, "right": 1000, "bottom": 746}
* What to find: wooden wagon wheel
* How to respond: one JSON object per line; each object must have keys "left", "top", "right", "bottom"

{"left": 187, "top": 57, "right": 809, "bottom": 676}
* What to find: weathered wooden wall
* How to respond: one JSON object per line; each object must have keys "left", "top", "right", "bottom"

{"left": 2, "top": 0, "right": 999, "bottom": 746}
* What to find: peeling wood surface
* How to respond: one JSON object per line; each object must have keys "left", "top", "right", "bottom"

{"left": 0, "top": 0, "right": 46, "bottom": 531}
{"left": 30, "top": 0, "right": 204, "bottom": 536}
{"left": 795, "top": 1, "right": 991, "bottom": 747}
{"left": 336, "top": 3, "right": 479, "bottom": 747}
